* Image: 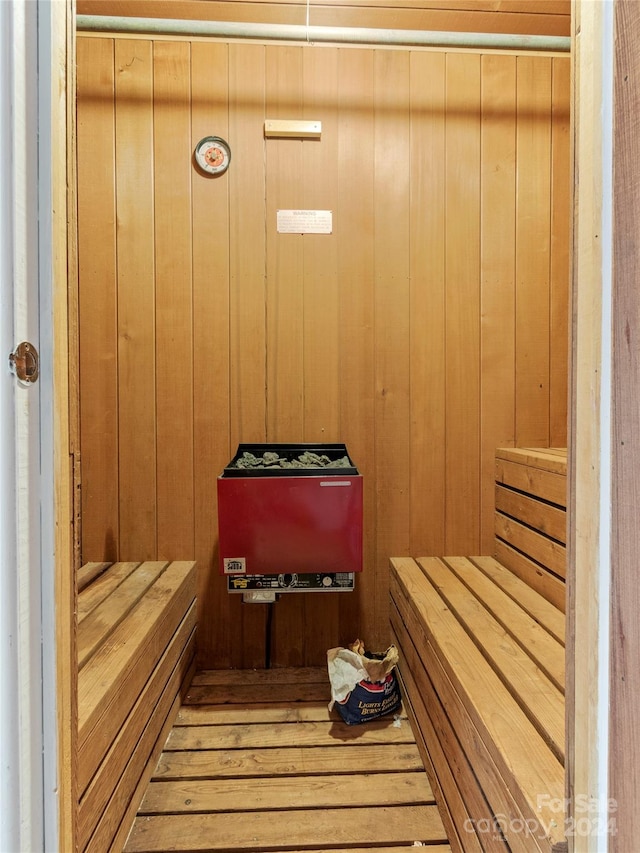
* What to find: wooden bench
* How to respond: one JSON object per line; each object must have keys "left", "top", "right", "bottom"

{"left": 76, "top": 560, "right": 197, "bottom": 853}
{"left": 390, "top": 448, "right": 567, "bottom": 853}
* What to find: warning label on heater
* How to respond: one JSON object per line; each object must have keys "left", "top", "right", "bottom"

{"left": 224, "top": 557, "right": 247, "bottom": 575}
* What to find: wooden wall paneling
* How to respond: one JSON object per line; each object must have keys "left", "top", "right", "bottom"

{"left": 479, "top": 54, "right": 517, "bottom": 554}
{"left": 153, "top": 41, "right": 195, "bottom": 560}
{"left": 302, "top": 47, "right": 340, "bottom": 446}
{"left": 76, "top": 37, "right": 571, "bottom": 669}
{"left": 336, "top": 49, "right": 376, "bottom": 647}
{"left": 76, "top": 37, "right": 119, "bottom": 562}
{"left": 229, "top": 42, "right": 267, "bottom": 448}
{"left": 409, "top": 51, "right": 446, "bottom": 558}
{"left": 114, "top": 39, "right": 158, "bottom": 560}
{"left": 374, "top": 49, "right": 411, "bottom": 650}
{"left": 191, "top": 41, "right": 233, "bottom": 668}
{"left": 444, "top": 52, "right": 481, "bottom": 555}
{"left": 76, "top": 1, "right": 572, "bottom": 38}
{"left": 265, "top": 45, "right": 306, "bottom": 667}
{"left": 549, "top": 56, "right": 570, "bottom": 448}
{"left": 265, "top": 45, "right": 305, "bottom": 443}
{"left": 228, "top": 43, "right": 269, "bottom": 667}
{"left": 515, "top": 55, "right": 552, "bottom": 447}
{"left": 300, "top": 47, "right": 342, "bottom": 663}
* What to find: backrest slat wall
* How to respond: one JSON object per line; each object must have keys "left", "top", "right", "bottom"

{"left": 76, "top": 37, "right": 570, "bottom": 668}
{"left": 494, "top": 447, "right": 568, "bottom": 611}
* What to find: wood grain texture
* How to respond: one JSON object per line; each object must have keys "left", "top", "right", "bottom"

{"left": 301, "top": 47, "right": 343, "bottom": 664}
{"left": 480, "top": 53, "right": 517, "bottom": 554}
{"left": 190, "top": 40, "right": 234, "bottom": 670}
{"left": 390, "top": 557, "right": 565, "bottom": 851}
{"left": 155, "top": 742, "right": 424, "bottom": 778}
{"left": 77, "top": 562, "right": 197, "bottom": 793}
{"left": 373, "top": 48, "right": 411, "bottom": 646}
{"left": 409, "top": 51, "right": 446, "bottom": 557}
{"left": 515, "top": 55, "right": 552, "bottom": 446}
{"left": 471, "top": 555, "right": 565, "bottom": 644}
{"left": 114, "top": 38, "right": 157, "bottom": 560}
{"left": 124, "top": 666, "right": 450, "bottom": 852}
{"left": 153, "top": 40, "right": 195, "bottom": 559}
{"left": 336, "top": 47, "right": 376, "bottom": 648}
{"left": 418, "top": 557, "right": 564, "bottom": 759}
{"left": 392, "top": 625, "right": 502, "bottom": 853}
{"left": 445, "top": 52, "right": 481, "bottom": 555}
{"left": 549, "top": 57, "right": 570, "bottom": 448}
{"left": 77, "top": 39, "right": 570, "bottom": 667}
{"left": 227, "top": 42, "right": 270, "bottom": 668}
{"left": 610, "top": 1, "right": 640, "bottom": 846}
{"left": 76, "top": 37, "right": 119, "bottom": 562}
{"left": 263, "top": 45, "right": 306, "bottom": 668}
{"left": 76, "top": 562, "right": 197, "bottom": 852}
{"left": 76, "top": 0, "right": 571, "bottom": 37}
{"left": 441, "top": 556, "right": 565, "bottom": 691}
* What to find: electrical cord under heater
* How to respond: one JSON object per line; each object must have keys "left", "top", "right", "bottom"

{"left": 265, "top": 601, "right": 274, "bottom": 669}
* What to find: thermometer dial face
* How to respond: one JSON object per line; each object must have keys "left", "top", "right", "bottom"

{"left": 194, "top": 136, "right": 231, "bottom": 175}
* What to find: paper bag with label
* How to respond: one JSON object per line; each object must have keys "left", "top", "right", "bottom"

{"left": 327, "top": 640, "right": 401, "bottom": 725}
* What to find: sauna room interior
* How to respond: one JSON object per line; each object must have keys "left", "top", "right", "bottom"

{"left": 67, "top": 1, "right": 622, "bottom": 851}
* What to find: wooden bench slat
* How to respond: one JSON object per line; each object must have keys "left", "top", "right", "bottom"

{"left": 391, "top": 597, "right": 554, "bottom": 853}
{"left": 165, "top": 718, "right": 416, "bottom": 752}
{"left": 390, "top": 448, "right": 567, "bottom": 853}
{"left": 77, "top": 561, "right": 113, "bottom": 593}
{"left": 495, "top": 458, "right": 567, "bottom": 507}
{"left": 176, "top": 701, "right": 342, "bottom": 726}
{"left": 416, "top": 557, "right": 564, "bottom": 760}
{"left": 495, "top": 513, "right": 566, "bottom": 579}
{"left": 78, "top": 561, "right": 142, "bottom": 621}
{"left": 392, "top": 635, "right": 494, "bottom": 853}
{"left": 190, "top": 666, "right": 327, "bottom": 687}
{"left": 283, "top": 847, "right": 453, "bottom": 853}
{"left": 184, "top": 682, "right": 330, "bottom": 705}
{"left": 77, "top": 561, "right": 169, "bottom": 669}
{"left": 390, "top": 557, "right": 565, "bottom": 851}
{"left": 494, "top": 539, "right": 566, "bottom": 612}
{"left": 471, "top": 555, "right": 565, "bottom": 643}
{"left": 78, "top": 611, "right": 196, "bottom": 849}
{"left": 441, "top": 556, "right": 565, "bottom": 690}
{"left": 153, "top": 743, "right": 425, "bottom": 780}
{"left": 495, "top": 485, "right": 566, "bottom": 544}
{"left": 139, "top": 772, "right": 434, "bottom": 815}
{"left": 495, "top": 447, "right": 567, "bottom": 475}
{"left": 392, "top": 612, "right": 537, "bottom": 853}
{"left": 109, "top": 688, "right": 190, "bottom": 853}
{"left": 78, "top": 562, "right": 197, "bottom": 789}
{"left": 123, "top": 806, "right": 449, "bottom": 852}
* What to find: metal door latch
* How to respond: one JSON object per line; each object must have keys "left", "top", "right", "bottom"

{"left": 9, "top": 341, "right": 39, "bottom": 384}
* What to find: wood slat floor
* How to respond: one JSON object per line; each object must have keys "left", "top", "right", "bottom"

{"left": 123, "top": 667, "right": 452, "bottom": 853}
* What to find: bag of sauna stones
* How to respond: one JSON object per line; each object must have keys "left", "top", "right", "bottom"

{"left": 327, "top": 640, "right": 401, "bottom": 725}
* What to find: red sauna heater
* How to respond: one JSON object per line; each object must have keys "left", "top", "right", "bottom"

{"left": 217, "top": 444, "right": 363, "bottom": 596}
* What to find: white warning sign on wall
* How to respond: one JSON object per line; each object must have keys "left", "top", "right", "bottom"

{"left": 277, "top": 209, "right": 332, "bottom": 234}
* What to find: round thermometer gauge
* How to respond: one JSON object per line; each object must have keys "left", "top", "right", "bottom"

{"left": 194, "top": 136, "right": 231, "bottom": 175}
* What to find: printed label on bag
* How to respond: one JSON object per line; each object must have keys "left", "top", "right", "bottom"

{"left": 224, "top": 557, "right": 246, "bottom": 575}
{"left": 335, "top": 672, "right": 401, "bottom": 725}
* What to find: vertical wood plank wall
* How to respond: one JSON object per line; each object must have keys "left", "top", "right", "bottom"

{"left": 76, "top": 37, "right": 570, "bottom": 669}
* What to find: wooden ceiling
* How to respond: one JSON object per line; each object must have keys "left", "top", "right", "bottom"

{"left": 76, "top": 1, "right": 571, "bottom": 37}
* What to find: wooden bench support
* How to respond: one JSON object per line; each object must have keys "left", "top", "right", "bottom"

{"left": 77, "top": 560, "right": 197, "bottom": 853}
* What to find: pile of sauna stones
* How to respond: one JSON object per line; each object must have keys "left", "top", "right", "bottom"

{"left": 233, "top": 450, "right": 352, "bottom": 470}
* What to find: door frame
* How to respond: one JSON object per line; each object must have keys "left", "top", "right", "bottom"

{"left": 50, "top": 0, "right": 622, "bottom": 850}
